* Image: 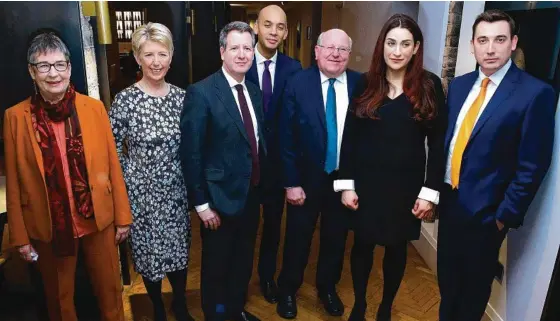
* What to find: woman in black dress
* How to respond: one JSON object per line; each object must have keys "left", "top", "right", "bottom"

{"left": 337, "top": 14, "right": 447, "bottom": 321}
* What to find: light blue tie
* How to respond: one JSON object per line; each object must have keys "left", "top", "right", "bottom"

{"left": 325, "top": 78, "right": 337, "bottom": 174}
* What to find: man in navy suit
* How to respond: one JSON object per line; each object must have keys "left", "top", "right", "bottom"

{"left": 437, "top": 10, "right": 556, "bottom": 321}
{"left": 245, "top": 5, "right": 302, "bottom": 304}
{"left": 276, "top": 28, "right": 360, "bottom": 319}
{"left": 180, "top": 21, "right": 265, "bottom": 321}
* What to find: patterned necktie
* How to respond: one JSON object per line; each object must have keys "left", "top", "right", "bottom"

{"left": 262, "top": 60, "right": 272, "bottom": 113}
{"left": 325, "top": 78, "right": 337, "bottom": 174}
{"left": 450, "top": 77, "right": 491, "bottom": 188}
{"left": 234, "top": 84, "right": 260, "bottom": 186}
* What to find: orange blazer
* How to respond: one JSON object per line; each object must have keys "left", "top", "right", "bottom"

{"left": 3, "top": 93, "right": 133, "bottom": 247}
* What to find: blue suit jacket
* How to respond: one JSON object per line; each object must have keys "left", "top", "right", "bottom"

{"left": 180, "top": 70, "right": 266, "bottom": 216}
{"left": 445, "top": 63, "right": 557, "bottom": 228}
{"left": 280, "top": 65, "right": 361, "bottom": 193}
{"left": 246, "top": 52, "right": 302, "bottom": 157}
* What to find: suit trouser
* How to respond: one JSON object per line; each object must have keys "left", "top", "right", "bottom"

{"left": 277, "top": 171, "right": 349, "bottom": 295}
{"left": 200, "top": 187, "right": 260, "bottom": 320}
{"left": 257, "top": 183, "right": 286, "bottom": 282}
{"left": 33, "top": 223, "right": 124, "bottom": 321}
{"left": 437, "top": 185, "right": 507, "bottom": 321}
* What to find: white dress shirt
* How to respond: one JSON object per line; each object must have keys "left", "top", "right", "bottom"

{"left": 195, "top": 67, "right": 260, "bottom": 213}
{"left": 319, "top": 71, "right": 349, "bottom": 170}
{"left": 254, "top": 46, "right": 277, "bottom": 91}
{"left": 444, "top": 59, "right": 513, "bottom": 184}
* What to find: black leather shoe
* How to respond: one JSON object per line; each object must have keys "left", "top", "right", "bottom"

{"left": 276, "top": 294, "right": 297, "bottom": 319}
{"left": 318, "top": 291, "right": 344, "bottom": 316}
{"left": 233, "top": 310, "right": 260, "bottom": 321}
{"left": 260, "top": 280, "right": 279, "bottom": 303}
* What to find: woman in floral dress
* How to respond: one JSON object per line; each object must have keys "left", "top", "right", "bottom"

{"left": 109, "top": 22, "right": 192, "bottom": 321}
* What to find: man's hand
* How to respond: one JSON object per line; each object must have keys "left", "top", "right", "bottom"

{"left": 341, "top": 190, "right": 359, "bottom": 211}
{"left": 17, "top": 244, "right": 38, "bottom": 263}
{"left": 412, "top": 199, "right": 434, "bottom": 220}
{"left": 286, "top": 187, "right": 306, "bottom": 206}
{"left": 496, "top": 219, "right": 505, "bottom": 231}
{"left": 199, "top": 208, "right": 221, "bottom": 230}
{"left": 115, "top": 225, "right": 130, "bottom": 245}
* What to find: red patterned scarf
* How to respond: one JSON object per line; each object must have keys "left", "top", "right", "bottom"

{"left": 30, "top": 84, "right": 94, "bottom": 257}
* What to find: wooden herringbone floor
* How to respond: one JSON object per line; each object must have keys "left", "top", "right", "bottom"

{"left": 122, "top": 213, "right": 441, "bottom": 321}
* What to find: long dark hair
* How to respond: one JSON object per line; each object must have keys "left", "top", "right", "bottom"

{"left": 354, "top": 14, "right": 437, "bottom": 122}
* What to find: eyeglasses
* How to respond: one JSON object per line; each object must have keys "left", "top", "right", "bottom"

{"left": 317, "top": 45, "right": 351, "bottom": 56}
{"left": 29, "top": 60, "right": 70, "bottom": 73}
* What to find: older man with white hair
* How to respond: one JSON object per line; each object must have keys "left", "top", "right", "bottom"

{"left": 276, "top": 29, "right": 360, "bottom": 319}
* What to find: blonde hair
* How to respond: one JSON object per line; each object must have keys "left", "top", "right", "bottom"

{"left": 132, "top": 22, "right": 174, "bottom": 56}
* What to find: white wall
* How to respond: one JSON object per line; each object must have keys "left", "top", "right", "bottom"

{"left": 417, "top": 1, "right": 449, "bottom": 75}
{"left": 504, "top": 99, "right": 560, "bottom": 320}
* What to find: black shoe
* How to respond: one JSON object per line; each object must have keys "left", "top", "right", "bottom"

{"left": 260, "top": 280, "right": 279, "bottom": 303}
{"left": 276, "top": 294, "right": 297, "bottom": 319}
{"left": 171, "top": 298, "right": 194, "bottom": 321}
{"left": 233, "top": 310, "right": 260, "bottom": 321}
{"left": 318, "top": 290, "right": 344, "bottom": 316}
{"left": 348, "top": 304, "right": 366, "bottom": 321}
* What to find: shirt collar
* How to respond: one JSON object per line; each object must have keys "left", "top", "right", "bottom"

{"left": 254, "top": 45, "right": 278, "bottom": 65}
{"left": 477, "top": 58, "right": 512, "bottom": 87}
{"left": 319, "top": 70, "right": 347, "bottom": 85}
{"left": 222, "top": 66, "right": 246, "bottom": 88}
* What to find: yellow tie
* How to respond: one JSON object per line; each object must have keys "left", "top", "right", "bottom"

{"left": 450, "top": 77, "right": 490, "bottom": 188}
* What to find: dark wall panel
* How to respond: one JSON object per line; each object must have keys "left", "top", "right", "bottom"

{"left": 0, "top": 1, "right": 87, "bottom": 116}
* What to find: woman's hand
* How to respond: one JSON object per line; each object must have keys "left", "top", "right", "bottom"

{"left": 342, "top": 190, "right": 359, "bottom": 211}
{"left": 115, "top": 225, "right": 130, "bottom": 244}
{"left": 17, "top": 244, "right": 38, "bottom": 262}
{"left": 412, "top": 199, "right": 434, "bottom": 220}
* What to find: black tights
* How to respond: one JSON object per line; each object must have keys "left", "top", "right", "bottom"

{"left": 350, "top": 238, "right": 408, "bottom": 319}
{"left": 142, "top": 269, "right": 188, "bottom": 320}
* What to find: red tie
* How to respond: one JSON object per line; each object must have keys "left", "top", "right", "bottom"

{"left": 234, "top": 84, "right": 260, "bottom": 186}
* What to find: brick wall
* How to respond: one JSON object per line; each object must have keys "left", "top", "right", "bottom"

{"left": 441, "top": 1, "right": 463, "bottom": 93}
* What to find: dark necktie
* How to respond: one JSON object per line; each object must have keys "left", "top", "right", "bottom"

{"left": 234, "top": 84, "right": 260, "bottom": 186}
{"left": 262, "top": 60, "right": 272, "bottom": 113}
{"left": 325, "top": 78, "right": 337, "bottom": 174}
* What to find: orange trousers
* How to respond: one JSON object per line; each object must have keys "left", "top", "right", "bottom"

{"left": 33, "top": 224, "right": 125, "bottom": 321}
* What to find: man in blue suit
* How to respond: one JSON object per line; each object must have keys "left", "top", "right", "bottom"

{"left": 276, "top": 28, "right": 360, "bottom": 319}
{"left": 181, "top": 22, "right": 265, "bottom": 321}
{"left": 245, "top": 4, "right": 302, "bottom": 304}
{"left": 437, "top": 10, "right": 556, "bottom": 321}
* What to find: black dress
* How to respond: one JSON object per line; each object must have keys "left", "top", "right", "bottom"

{"left": 338, "top": 72, "right": 447, "bottom": 245}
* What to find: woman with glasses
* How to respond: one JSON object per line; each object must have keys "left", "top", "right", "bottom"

{"left": 336, "top": 14, "right": 447, "bottom": 320}
{"left": 109, "top": 23, "right": 192, "bottom": 321}
{"left": 3, "top": 28, "right": 131, "bottom": 321}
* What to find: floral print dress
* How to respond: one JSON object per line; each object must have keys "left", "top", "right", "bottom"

{"left": 109, "top": 84, "right": 190, "bottom": 281}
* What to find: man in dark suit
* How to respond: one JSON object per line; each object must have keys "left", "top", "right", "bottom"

{"left": 276, "top": 28, "right": 361, "bottom": 319}
{"left": 437, "top": 10, "right": 556, "bottom": 321}
{"left": 180, "top": 21, "right": 265, "bottom": 321}
{"left": 245, "top": 4, "right": 302, "bottom": 304}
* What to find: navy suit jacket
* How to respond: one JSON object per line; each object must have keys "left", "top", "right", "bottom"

{"left": 445, "top": 63, "right": 556, "bottom": 228}
{"left": 180, "top": 70, "right": 267, "bottom": 216}
{"left": 246, "top": 52, "right": 302, "bottom": 159}
{"left": 280, "top": 65, "right": 361, "bottom": 193}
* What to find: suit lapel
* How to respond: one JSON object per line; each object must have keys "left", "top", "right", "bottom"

{"left": 248, "top": 60, "right": 259, "bottom": 87}
{"left": 445, "top": 72, "right": 478, "bottom": 149}
{"left": 346, "top": 71, "right": 357, "bottom": 100}
{"left": 312, "top": 66, "right": 327, "bottom": 131}
{"left": 214, "top": 71, "right": 249, "bottom": 143}
{"left": 247, "top": 83, "right": 266, "bottom": 152}
{"left": 23, "top": 103, "right": 45, "bottom": 180}
{"left": 468, "top": 66, "right": 520, "bottom": 143}
{"left": 75, "top": 94, "right": 94, "bottom": 173}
